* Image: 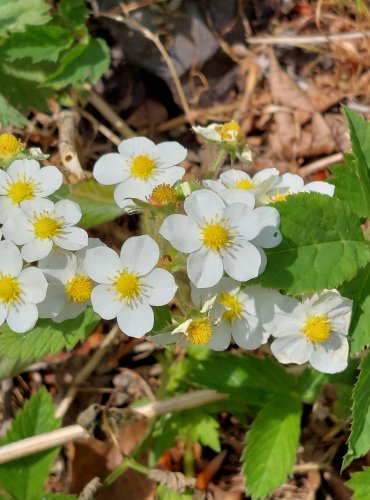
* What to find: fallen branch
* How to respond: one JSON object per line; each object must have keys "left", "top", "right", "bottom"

{"left": 248, "top": 30, "right": 370, "bottom": 46}
{"left": 0, "top": 389, "right": 228, "bottom": 464}
{"left": 57, "top": 110, "right": 85, "bottom": 180}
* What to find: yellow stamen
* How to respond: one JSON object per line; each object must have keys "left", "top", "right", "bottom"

{"left": 201, "top": 220, "right": 231, "bottom": 251}
{"left": 0, "top": 274, "right": 20, "bottom": 303}
{"left": 65, "top": 275, "right": 93, "bottom": 303}
{"left": 0, "top": 133, "right": 25, "bottom": 157}
{"left": 269, "top": 190, "right": 290, "bottom": 203}
{"left": 33, "top": 212, "right": 62, "bottom": 239}
{"left": 303, "top": 315, "right": 331, "bottom": 343}
{"left": 114, "top": 271, "right": 141, "bottom": 302}
{"left": 217, "top": 121, "right": 242, "bottom": 144}
{"left": 187, "top": 317, "right": 213, "bottom": 345}
{"left": 148, "top": 184, "right": 177, "bottom": 206}
{"left": 236, "top": 179, "right": 253, "bottom": 190}
{"left": 7, "top": 176, "right": 35, "bottom": 204}
{"left": 219, "top": 293, "right": 242, "bottom": 324}
{"left": 131, "top": 154, "right": 157, "bottom": 180}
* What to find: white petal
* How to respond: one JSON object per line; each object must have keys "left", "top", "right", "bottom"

{"left": 0, "top": 240, "right": 23, "bottom": 276}
{"left": 253, "top": 168, "right": 280, "bottom": 184}
{"left": 271, "top": 335, "right": 313, "bottom": 364}
{"left": 2, "top": 214, "right": 33, "bottom": 245}
{"left": 184, "top": 190, "right": 225, "bottom": 224}
{"left": 223, "top": 203, "right": 261, "bottom": 241}
{"left": 156, "top": 141, "right": 187, "bottom": 167}
{"left": 22, "top": 239, "right": 53, "bottom": 262}
{"left": 0, "top": 303, "right": 8, "bottom": 326}
{"left": 151, "top": 331, "right": 183, "bottom": 345}
{"left": 8, "top": 159, "right": 40, "bottom": 179}
{"left": 85, "top": 247, "right": 123, "bottom": 283}
{"left": 37, "top": 282, "right": 67, "bottom": 318}
{"left": 0, "top": 202, "right": 23, "bottom": 223}
{"left": 160, "top": 214, "right": 202, "bottom": 253}
{"left": 38, "top": 249, "right": 77, "bottom": 283}
{"left": 54, "top": 302, "right": 87, "bottom": 323}
{"left": 155, "top": 166, "right": 185, "bottom": 185}
{"left": 309, "top": 334, "right": 348, "bottom": 373}
{"left": 187, "top": 247, "right": 223, "bottom": 288}
{"left": 117, "top": 301, "right": 154, "bottom": 337}
{"left": 303, "top": 181, "right": 334, "bottom": 196}
{"left": 222, "top": 241, "right": 262, "bottom": 282}
{"left": 202, "top": 179, "right": 224, "bottom": 194}
{"left": 191, "top": 276, "right": 239, "bottom": 309}
{"left": 18, "top": 267, "right": 48, "bottom": 303}
{"left": 54, "top": 227, "right": 88, "bottom": 251}
{"left": 21, "top": 198, "right": 54, "bottom": 218}
{"left": 93, "top": 153, "right": 128, "bottom": 185}
{"left": 34, "top": 166, "right": 63, "bottom": 196}
{"left": 120, "top": 235, "right": 159, "bottom": 275}
{"left": 304, "top": 290, "right": 351, "bottom": 318}
{"left": 231, "top": 316, "right": 264, "bottom": 350}
{"left": 7, "top": 303, "right": 39, "bottom": 333}
{"left": 144, "top": 268, "right": 177, "bottom": 305}
{"left": 0, "top": 169, "right": 13, "bottom": 194}
{"left": 261, "top": 294, "right": 305, "bottom": 336}
{"left": 220, "top": 169, "right": 251, "bottom": 187}
{"left": 220, "top": 189, "right": 255, "bottom": 208}
{"left": 207, "top": 323, "right": 231, "bottom": 351}
{"left": 114, "top": 179, "right": 150, "bottom": 207}
{"left": 118, "top": 137, "right": 156, "bottom": 158}
{"left": 90, "top": 285, "right": 122, "bottom": 319}
{"left": 250, "top": 206, "right": 282, "bottom": 248}
{"left": 275, "top": 173, "right": 304, "bottom": 193}
{"left": 55, "top": 200, "right": 81, "bottom": 226}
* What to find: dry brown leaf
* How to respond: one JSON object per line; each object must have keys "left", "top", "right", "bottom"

{"left": 295, "top": 112, "right": 337, "bottom": 157}
{"left": 268, "top": 111, "right": 297, "bottom": 159}
{"left": 324, "top": 113, "right": 350, "bottom": 152}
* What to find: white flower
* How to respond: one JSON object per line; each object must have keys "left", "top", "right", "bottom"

{"left": 262, "top": 289, "right": 352, "bottom": 373}
{"left": 0, "top": 240, "right": 47, "bottom": 332}
{"left": 0, "top": 159, "right": 63, "bottom": 223}
{"left": 203, "top": 168, "right": 279, "bottom": 207}
{"left": 190, "top": 278, "right": 268, "bottom": 350}
{"left": 84, "top": 235, "right": 178, "bottom": 338}
{"left": 37, "top": 239, "right": 105, "bottom": 322}
{"left": 93, "top": 137, "right": 186, "bottom": 209}
{"left": 2, "top": 198, "right": 88, "bottom": 262}
{"left": 193, "top": 121, "right": 243, "bottom": 145}
{"left": 159, "top": 189, "right": 279, "bottom": 288}
{"left": 266, "top": 173, "right": 335, "bottom": 204}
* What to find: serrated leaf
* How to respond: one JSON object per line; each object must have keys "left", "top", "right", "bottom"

{"left": 340, "top": 263, "right": 370, "bottom": 353}
{"left": 0, "top": 307, "right": 100, "bottom": 360}
{"left": 347, "top": 467, "right": 370, "bottom": 500}
{"left": 188, "top": 351, "right": 297, "bottom": 404}
{"left": 254, "top": 193, "right": 370, "bottom": 294}
{"left": 0, "top": 388, "right": 60, "bottom": 500}
{"left": 343, "top": 352, "right": 370, "bottom": 468}
{"left": 52, "top": 181, "right": 123, "bottom": 228}
{"left": 242, "top": 395, "right": 301, "bottom": 500}
{"left": 0, "top": 26, "right": 73, "bottom": 62}
{"left": 0, "top": 93, "right": 29, "bottom": 128}
{"left": 46, "top": 38, "right": 110, "bottom": 88}
{"left": 344, "top": 107, "right": 370, "bottom": 173}
{"left": 0, "top": 0, "right": 50, "bottom": 37}
{"left": 330, "top": 154, "right": 370, "bottom": 218}
{"left": 57, "top": 0, "right": 88, "bottom": 32}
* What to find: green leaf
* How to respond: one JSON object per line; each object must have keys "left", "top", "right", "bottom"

{"left": 46, "top": 38, "right": 110, "bottom": 88}
{"left": 347, "top": 467, "right": 370, "bottom": 500}
{"left": 0, "top": 307, "right": 100, "bottom": 360}
{"left": 0, "top": 26, "right": 73, "bottom": 62}
{"left": 0, "top": 0, "right": 50, "bottom": 37}
{"left": 255, "top": 193, "right": 370, "bottom": 294}
{"left": 343, "top": 352, "right": 370, "bottom": 468}
{"left": 153, "top": 306, "right": 171, "bottom": 333}
{"left": 0, "top": 353, "right": 33, "bottom": 381}
{"left": 0, "top": 388, "right": 60, "bottom": 500}
{"left": 340, "top": 262, "right": 370, "bottom": 353}
{"left": 297, "top": 368, "right": 327, "bottom": 404}
{"left": 242, "top": 395, "right": 302, "bottom": 500}
{"left": 188, "top": 351, "right": 297, "bottom": 405}
{"left": 57, "top": 0, "right": 88, "bottom": 32}
{"left": 0, "top": 93, "right": 29, "bottom": 128}
{"left": 344, "top": 107, "right": 370, "bottom": 174}
{"left": 53, "top": 181, "right": 123, "bottom": 228}
{"left": 156, "top": 484, "right": 192, "bottom": 500}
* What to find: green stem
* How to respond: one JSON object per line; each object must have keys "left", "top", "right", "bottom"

{"left": 207, "top": 148, "right": 227, "bottom": 179}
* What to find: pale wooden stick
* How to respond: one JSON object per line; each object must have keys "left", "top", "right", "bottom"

{"left": 0, "top": 390, "right": 228, "bottom": 464}
{"left": 55, "top": 324, "right": 122, "bottom": 419}
{"left": 57, "top": 111, "right": 85, "bottom": 180}
{"left": 248, "top": 30, "right": 370, "bottom": 46}
{"left": 299, "top": 152, "right": 344, "bottom": 178}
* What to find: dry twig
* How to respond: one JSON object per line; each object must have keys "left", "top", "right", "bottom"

{"left": 248, "top": 30, "right": 370, "bottom": 46}
{"left": 57, "top": 111, "right": 85, "bottom": 180}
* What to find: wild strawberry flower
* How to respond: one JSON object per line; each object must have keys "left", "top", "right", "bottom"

{"left": 0, "top": 159, "right": 63, "bottom": 223}
{"left": 37, "top": 239, "right": 104, "bottom": 323}
{"left": 261, "top": 289, "right": 352, "bottom": 373}
{"left": 0, "top": 240, "right": 47, "bottom": 333}
{"left": 84, "top": 235, "right": 177, "bottom": 338}
{"left": 0, "top": 133, "right": 25, "bottom": 158}
{"left": 203, "top": 168, "right": 279, "bottom": 207}
{"left": 2, "top": 198, "right": 88, "bottom": 262}
{"left": 159, "top": 189, "right": 278, "bottom": 288}
{"left": 93, "top": 137, "right": 186, "bottom": 209}
{"left": 266, "top": 172, "right": 335, "bottom": 204}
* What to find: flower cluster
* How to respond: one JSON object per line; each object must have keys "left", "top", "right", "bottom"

{"left": 0, "top": 127, "right": 353, "bottom": 374}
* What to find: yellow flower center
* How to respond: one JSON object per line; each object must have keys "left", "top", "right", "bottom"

{"left": 269, "top": 190, "right": 290, "bottom": 203}
{"left": 219, "top": 293, "right": 242, "bottom": 324}
{"left": 201, "top": 220, "right": 232, "bottom": 252}
{"left": 65, "top": 275, "right": 93, "bottom": 303}
{"left": 114, "top": 271, "right": 141, "bottom": 302}
{"left": 33, "top": 212, "right": 63, "bottom": 239}
{"left": 236, "top": 179, "right": 253, "bottom": 190}
{"left": 7, "top": 177, "right": 35, "bottom": 204}
{"left": 0, "top": 274, "right": 20, "bottom": 303}
{"left": 187, "top": 317, "right": 213, "bottom": 345}
{"left": 217, "top": 121, "right": 242, "bottom": 144}
{"left": 130, "top": 154, "right": 157, "bottom": 180}
{"left": 0, "top": 133, "right": 25, "bottom": 157}
{"left": 303, "top": 315, "right": 331, "bottom": 343}
{"left": 148, "top": 184, "right": 177, "bottom": 206}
